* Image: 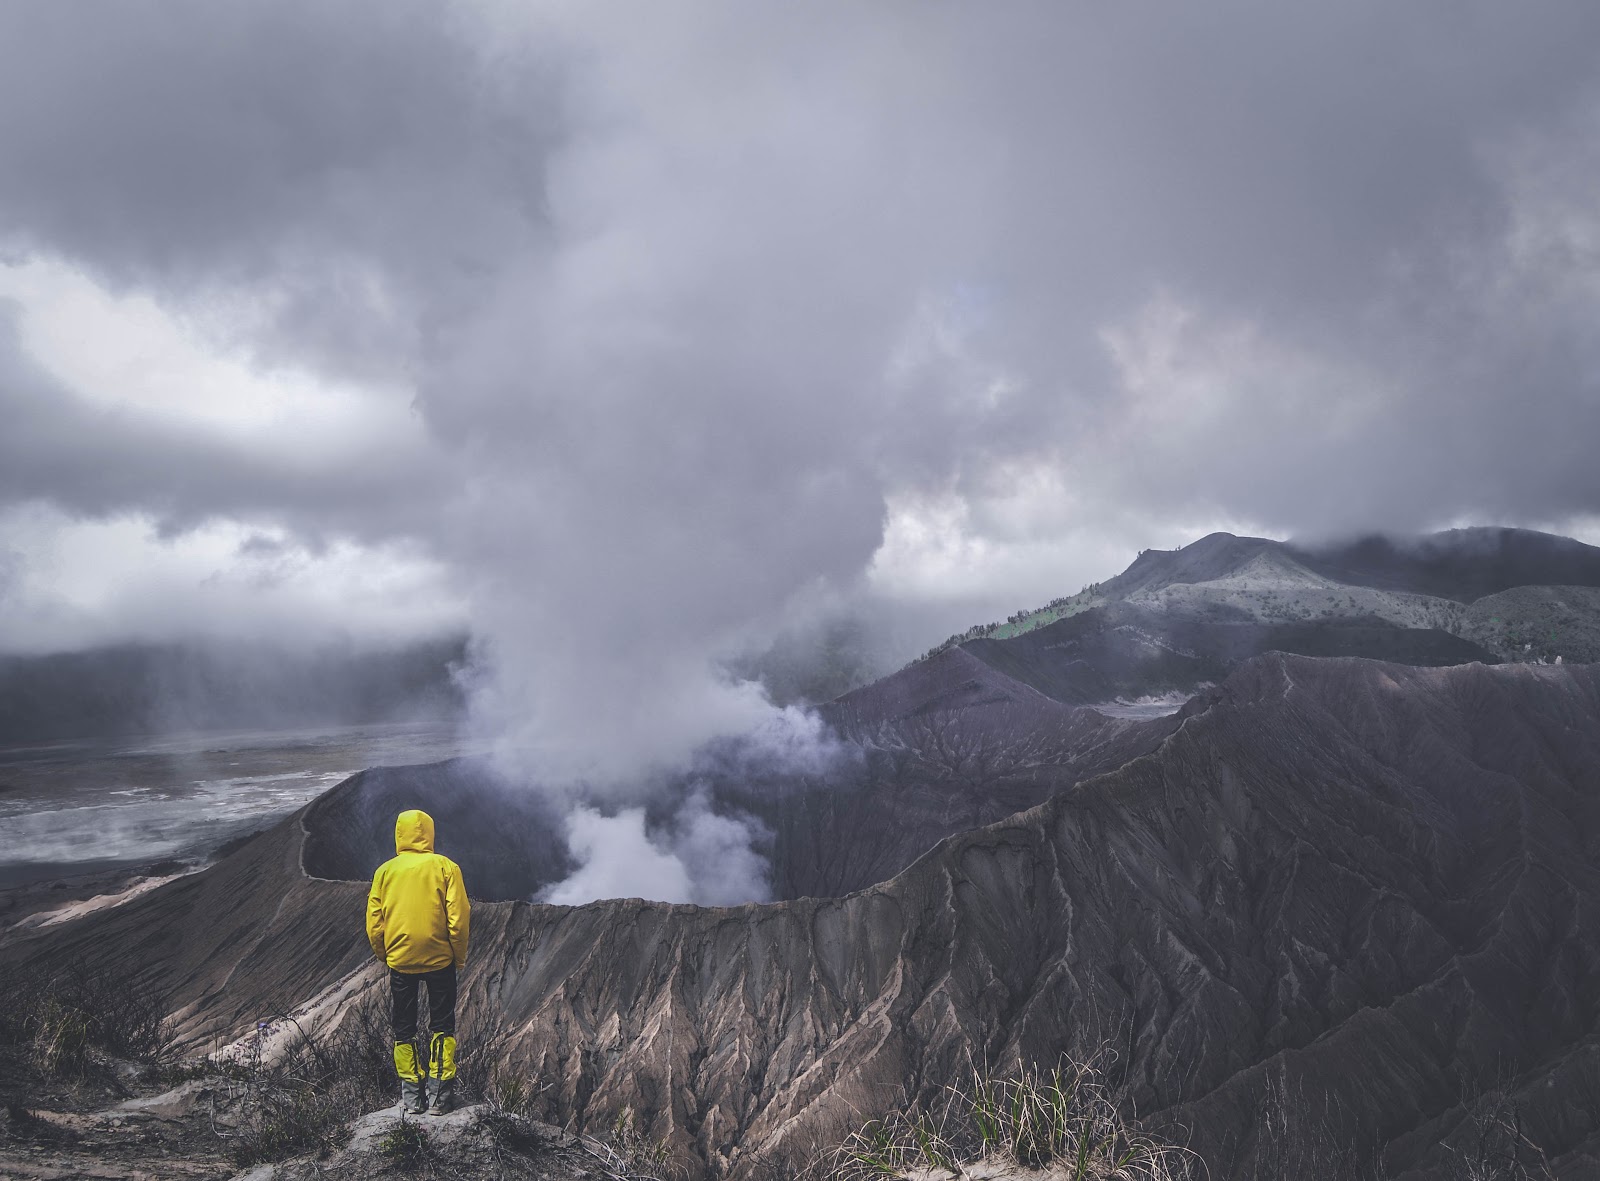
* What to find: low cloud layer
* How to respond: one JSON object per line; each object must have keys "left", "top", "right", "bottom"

{"left": 4, "top": 2, "right": 1600, "bottom": 793}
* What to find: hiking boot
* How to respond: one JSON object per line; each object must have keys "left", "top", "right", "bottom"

{"left": 400, "top": 1078, "right": 427, "bottom": 1116}
{"left": 427, "top": 1076, "right": 456, "bottom": 1116}
{"left": 394, "top": 1041, "right": 428, "bottom": 1114}
{"left": 427, "top": 1032, "right": 458, "bottom": 1115}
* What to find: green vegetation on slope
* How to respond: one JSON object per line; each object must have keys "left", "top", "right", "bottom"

{"left": 918, "top": 586, "right": 1107, "bottom": 662}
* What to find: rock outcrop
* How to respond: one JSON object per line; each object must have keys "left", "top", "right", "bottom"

{"left": 11, "top": 655, "right": 1600, "bottom": 1179}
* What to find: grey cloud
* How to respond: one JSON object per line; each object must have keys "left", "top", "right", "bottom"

{"left": 0, "top": 305, "right": 444, "bottom": 541}
{"left": 0, "top": 0, "right": 561, "bottom": 380}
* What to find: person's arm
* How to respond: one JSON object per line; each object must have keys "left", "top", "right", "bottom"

{"left": 444, "top": 861, "right": 470, "bottom": 968}
{"left": 366, "top": 870, "right": 387, "bottom": 962}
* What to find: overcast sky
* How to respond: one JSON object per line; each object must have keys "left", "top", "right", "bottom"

{"left": 3, "top": 1, "right": 1600, "bottom": 780}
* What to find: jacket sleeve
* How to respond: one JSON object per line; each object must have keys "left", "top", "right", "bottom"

{"left": 366, "top": 871, "right": 387, "bottom": 962}
{"left": 445, "top": 861, "right": 470, "bottom": 968}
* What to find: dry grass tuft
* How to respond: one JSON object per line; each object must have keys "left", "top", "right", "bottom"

{"left": 826, "top": 1059, "right": 1195, "bottom": 1181}
{"left": 580, "top": 1108, "right": 681, "bottom": 1181}
{"left": 0, "top": 959, "right": 175, "bottom": 1082}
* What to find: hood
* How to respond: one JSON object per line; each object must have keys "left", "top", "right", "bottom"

{"left": 394, "top": 809, "right": 435, "bottom": 855}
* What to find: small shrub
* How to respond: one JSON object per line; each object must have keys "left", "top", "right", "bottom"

{"left": 477, "top": 1109, "right": 546, "bottom": 1153}
{"left": 230, "top": 1081, "right": 353, "bottom": 1166}
{"left": 31, "top": 996, "right": 91, "bottom": 1080}
{"left": 222, "top": 995, "right": 395, "bottom": 1166}
{"left": 378, "top": 1116, "right": 435, "bottom": 1166}
{"left": 486, "top": 1070, "right": 543, "bottom": 1118}
{"left": 324, "top": 991, "right": 402, "bottom": 1109}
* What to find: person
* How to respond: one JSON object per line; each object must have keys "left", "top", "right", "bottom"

{"left": 365, "top": 808, "right": 470, "bottom": 1115}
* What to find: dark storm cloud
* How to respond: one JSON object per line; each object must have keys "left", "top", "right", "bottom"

{"left": 3, "top": 0, "right": 1600, "bottom": 777}
{"left": 0, "top": 0, "right": 560, "bottom": 380}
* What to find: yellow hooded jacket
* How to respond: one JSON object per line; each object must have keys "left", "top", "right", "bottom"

{"left": 366, "top": 809, "right": 470, "bottom": 973}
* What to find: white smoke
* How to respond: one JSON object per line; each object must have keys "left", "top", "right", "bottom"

{"left": 668, "top": 789, "right": 773, "bottom": 907}
{"left": 538, "top": 788, "right": 771, "bottom": 907}
{"left": 538, "top": 807, "right": 692, "bottom": 906}
{"left": 529, "top": 706, "right": 851, "bottom": 905}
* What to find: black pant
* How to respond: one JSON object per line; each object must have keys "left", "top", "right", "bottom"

{"left": 389, "top": 965, "right": 456, "bottom": 1040}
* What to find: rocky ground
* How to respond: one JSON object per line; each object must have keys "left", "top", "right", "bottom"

{"left": 231, "top": 1104, "right": 597, "bottom": 1181}
{"left": 0, "top": 983, "right": 616, "bottom": 1181}
{"left": 0, "top": 1059, "right": 612, "bottom": 1181}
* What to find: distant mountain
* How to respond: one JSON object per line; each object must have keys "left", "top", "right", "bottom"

{"left": 909, "top": 527, "right": 1600, "bottom": 706}
{"left": 15, "top": 655, "right": 1600, "bottom": 1178}
{"left": 1093, "top": 526, "right": 1600, "bottom": 604}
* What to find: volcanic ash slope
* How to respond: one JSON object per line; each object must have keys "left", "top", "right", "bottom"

{"left": 9, "top": 655, "right": 1600, "bottom": 1179}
